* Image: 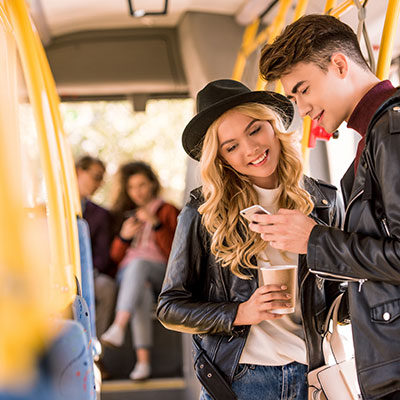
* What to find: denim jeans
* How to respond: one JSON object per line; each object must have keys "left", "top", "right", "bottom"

{"left": 116, "top": 258, "right": 166, "bottom": 348}
{"left": 199, "top": 362, "right": 308, "bottom": 400}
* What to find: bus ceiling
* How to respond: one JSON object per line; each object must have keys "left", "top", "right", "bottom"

{"left": 28, "top": 0, "right": 400, "bottom": 102}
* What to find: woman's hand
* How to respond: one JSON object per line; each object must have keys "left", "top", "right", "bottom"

{"left": 135, "top": 207, "right": 159, "bottom": 226}
{"left": 119, "top": 216, "right": 143, "bottom": 241}
{"left": 233, "top": 284, "right": 292, "bottom": 325}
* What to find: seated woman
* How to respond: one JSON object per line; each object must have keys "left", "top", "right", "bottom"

{"left": 101, "top": 161, "right": 180, "bottom": 380}
{"left": 157, "top": 79, "right": 344, "bottom": 399}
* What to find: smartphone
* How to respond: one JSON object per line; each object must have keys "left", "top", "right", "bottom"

{"left": 123, "top": 210, "right": 137, "bottom": 220}
{"left": 240, "top": 205, "right": 271, "bottom": 223}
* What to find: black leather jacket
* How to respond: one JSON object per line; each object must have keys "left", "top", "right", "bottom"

{"left": 307, "top": 88, "right": 400, "bottom": 400}
{"left": 157, "top": 176, "right": 343, "bottom": 394}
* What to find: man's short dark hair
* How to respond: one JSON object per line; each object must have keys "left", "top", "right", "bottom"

{"left": 259, "top": 14, "right": 370, "bottom": 82}
{"left": 75, "top": 155, "right": 105, "bottom": 171}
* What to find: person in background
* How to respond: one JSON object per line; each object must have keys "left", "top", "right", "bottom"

{"left": 255, "top": 14, "right": 400, "bottom": 400}
{"left": 76, "top": 155, "right": 116, "bottom": 337}
{"left": 101, "top": 161, "right": 179, "bottom": 381}
{"left": 157, "top": 79, "right": 343, "bottom": 400}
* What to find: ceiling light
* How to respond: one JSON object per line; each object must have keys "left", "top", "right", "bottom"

{"left": 127, "top": 0, "right": 168, "bottom": 18}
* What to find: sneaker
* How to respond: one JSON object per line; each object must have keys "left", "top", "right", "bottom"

{"left": 100, "top": 324, "right": 125, "bottom": 347}
{"left": 129, "top": 362, "right": 151, "bottom": 381}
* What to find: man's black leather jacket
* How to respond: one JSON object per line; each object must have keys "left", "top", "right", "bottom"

{"left": 157, "top": 176, "right": 343, "bottom": 395}
{"left": 307, "top": 88, "right": 400, "bottom": 400}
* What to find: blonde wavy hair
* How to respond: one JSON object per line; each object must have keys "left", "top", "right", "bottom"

{"left": 198, "top": 103, "right": 313, "bottom": 279}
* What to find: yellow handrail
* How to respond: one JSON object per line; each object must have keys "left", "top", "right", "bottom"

{"left": 33, "top": 28, "right": 82, "bottom": 283}
{"left": 376, "top": 0, "right": 400, "bottom": 80}
{"left": 329, "top": 0, "right": 367, "bottom": 18}
{"left": 301, "top": 116, "right": 312, "bottom": 175}
{"left": 232, "top": 19, "right": 260, "bottom": 80}
{"left": 324, "top": 0, "right": 337, "bottom": 13}
{"left": 274, "top": 0, "right": 310, "bottom": 94}
{"left": 6, "top": 0, "right": 75, "bottom": 310}
{"left": 293, "top": 0, "right": 310, "bottom": 21}
{"left": 256, "top": 0, "right": 293, "bottom": 90}
{"left": 0, "top": 0, "right": 54, "bottom": 385}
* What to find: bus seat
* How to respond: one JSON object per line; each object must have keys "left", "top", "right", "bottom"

{"left": 48, "top": 319, "right": 96, "bottom": 400}
{"left": 0, "top": 319, "right": 96, "bottom": 400}
{"left": 72, "top": 292, "right": 93, "bottom": 350}
{"left": 0, "top": 359, "right": 56, "bottom": 400}
{"left": 76, "top": 217, "right": 100, "bottom": 356}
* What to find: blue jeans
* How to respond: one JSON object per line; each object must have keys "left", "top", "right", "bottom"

{"left": 116, "top": 258, "right": 166, "bottom": 348}
{"left": 200, "top": 362, "right": 308, "bottom": 400}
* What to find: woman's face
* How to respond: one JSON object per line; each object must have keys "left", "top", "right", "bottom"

{"left": 217, "top": 110, "right": 281, "bottom": 189}
{"left": 126, "top": 173, "right": 155, "bottom": 206}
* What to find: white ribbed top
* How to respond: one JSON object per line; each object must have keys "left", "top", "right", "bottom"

{"left": 239, "top": 185, "right": 307, "bottom": 366}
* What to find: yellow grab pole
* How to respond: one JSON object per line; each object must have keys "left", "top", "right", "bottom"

{"left": 329, "top": 0, "right": 366, "bottom": 18}
{"left": 34, "top": 33, "right": 82, "bottom": 283}
{"left": 6, "top": 0, "right": 75, "bottom": 310}
{"left": 376, "top": 0, "right": 400, "bottom": 80}
{"left": 256, "top": 0, "right": 293, "bottom": 90}
{"left": 274, "top": 0, "right": 310, "bottom": 94}
{"left": 301, "top": 116, "right": 312, "bottom": 173}
{"left": 293, "top": 0, "right": 310, "bottom": 21}
{"left": 300, "top": 0, "right": 338, "bottom": 165}
{"left": 324, "top": 0, "right": 337, "bottom": 13}
{"left": 0, "top": 3, "right": 51, "bottom": 383}
{"left": 232, "top": 19, "right": 260, "bottom": 81}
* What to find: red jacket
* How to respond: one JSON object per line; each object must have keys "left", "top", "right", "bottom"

{"left": 110, "top": 202, "right": 180, "bottom": 265}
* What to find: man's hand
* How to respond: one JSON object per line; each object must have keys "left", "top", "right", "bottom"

{"left": 249, "top": 209, "right": 317, "bottom": 254}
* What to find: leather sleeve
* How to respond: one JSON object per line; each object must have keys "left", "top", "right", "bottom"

{"left": 308, "top": 115, "right": 400, "bottom": 285}
{"left": 156, "top": 204, "right": 240, "bottom": 335}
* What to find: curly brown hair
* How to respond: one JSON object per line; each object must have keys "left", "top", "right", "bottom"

{"left": 259, "top": 14, "right": 370, "bottom": 82}
{"left": 111, "top": 161, "right": 160, "bottom": 213}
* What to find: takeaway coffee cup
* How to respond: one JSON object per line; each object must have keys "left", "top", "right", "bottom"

{"left": 260, "top": 264, "right": 297, "bottom": 314}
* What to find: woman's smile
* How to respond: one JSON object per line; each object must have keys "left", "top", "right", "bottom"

{"left": 249, "top": 149, "right": 269, "bottom": 166}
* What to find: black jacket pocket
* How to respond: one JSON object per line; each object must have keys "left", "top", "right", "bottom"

{"left": 371, "top": 298, "right": 400, "bottom": 324}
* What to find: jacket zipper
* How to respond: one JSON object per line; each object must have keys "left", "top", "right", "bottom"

{"left": 309, "top": 269, "right": 366, "bottom": 292}
{"left": 299, "top": 267, "right": 311, "bottom": 369}
{"left": 310, "top": 188, "right": 368, "bottom": 292}
{"left": 381, "top": 217, "right": 391, "bottom": 237}
{"left": 344, "top": 188, "right": 364, "bottom": 227}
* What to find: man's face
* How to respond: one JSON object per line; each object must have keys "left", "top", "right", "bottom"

{"left": 76, "top": 163, "right": 105, "bottom": 198}
{"left": 281, "top": 59, "right": 353, "bottom": 133}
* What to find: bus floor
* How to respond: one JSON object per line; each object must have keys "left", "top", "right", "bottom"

{"left": 101, "top": 378, "right": 188, "bottom": 400}
{"left": 100, "top": 316, "right": 189, "bottom": 399}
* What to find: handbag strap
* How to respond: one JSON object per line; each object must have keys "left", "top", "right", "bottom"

{"left": 323, "top": 293, "right": 348, "bottom": 364}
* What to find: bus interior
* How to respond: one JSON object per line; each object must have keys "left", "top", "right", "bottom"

{"left": 0, "top": 0, "right": 400, "bottom": 399}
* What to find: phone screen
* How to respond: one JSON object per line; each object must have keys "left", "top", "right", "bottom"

{"left": 123, "top": 210, "right": 137, "bottom": 220}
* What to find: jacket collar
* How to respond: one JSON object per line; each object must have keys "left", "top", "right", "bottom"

{"left": 366, "top": 86, "right": 400, "bottom": 143}
{"left": 348, "top": 80, "right": 396, "bottom": 138}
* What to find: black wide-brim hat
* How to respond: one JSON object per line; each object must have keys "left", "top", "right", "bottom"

{"left": 182, "top": 79, "right": 294, "bottom": 161}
